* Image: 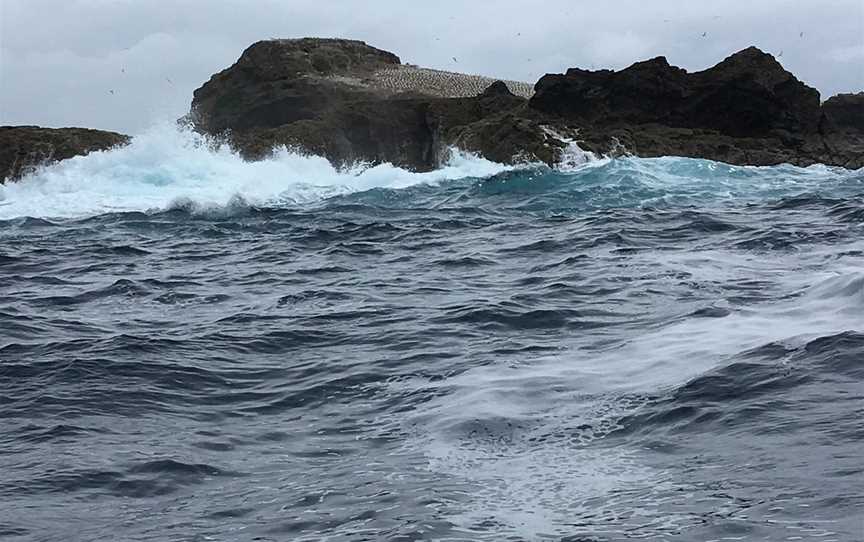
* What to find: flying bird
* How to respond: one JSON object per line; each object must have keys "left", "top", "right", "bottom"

{"left": 800, "top": 31, "right": 804, "bottom": 38}
{"left": 108, "top": 90, "right": 114, "bottom": 95}
{"left": 778, "top": 50, "right": 784, "bottom": 57}
{"left": 452, "top": 57, "right": 458, "bottom": 63}
{"left": 165, "top": 77, "right": 174, "bottom": 85}
{"left": 701, "top": 32, "right": 708, "bottom": 38}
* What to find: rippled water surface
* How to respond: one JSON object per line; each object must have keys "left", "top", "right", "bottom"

{"left": 1, "top": 130, "right": 862, "bottom": 541}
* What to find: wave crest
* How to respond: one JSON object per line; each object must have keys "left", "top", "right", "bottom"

{"left": 1, "top": 121, "right": 861, "bottom": 220}
{"left": 0, "top": 122, "right": 514, "bottom": 220}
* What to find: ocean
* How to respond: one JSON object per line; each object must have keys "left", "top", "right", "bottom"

{"left": 1, "top": 125, "right": 862, "bottom": 541}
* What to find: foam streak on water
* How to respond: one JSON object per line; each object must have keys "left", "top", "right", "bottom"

{"left": 0, "top": 124, "right": 862, "bottom": 541}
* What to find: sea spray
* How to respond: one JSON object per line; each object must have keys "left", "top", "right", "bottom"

{"left": 0, "top": 122, "right": 515, "bottom": 220}
{"left": 2, "top": 120, "right": 862, "bottom": 221}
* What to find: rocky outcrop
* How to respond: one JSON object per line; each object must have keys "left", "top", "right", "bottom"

{"left": 0, "top": 126, "right": 129, "bottom": 183}
{"left": 188, "top": 38, "right": 550, "bottom": 171}
{"left": 530, "top": 47, "right": 862, "bottom": 168}
{"left": 532, "top": 48, "right": 821, "bottom": 135}
{"left": 4, "top": 41, "right": 855, "bottom": 184}
{"left": 189, "top": 38, "right": 862, "bottom": 170}
{"left": 819, "top": 93, "right": 864, "bottom": 168}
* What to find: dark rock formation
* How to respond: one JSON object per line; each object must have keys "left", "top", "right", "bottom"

{"left": 533, "top": 48, "right": 821, "bottom": 135}
{"left": 531, "top": 47, "right": 861, "bottom": 168}
{"left": 189, "top": 38, "right": 862, "bottom": 170}
{"left": 191, "top": 38, "right": 401, "bottom": 135}
{"left": 0, "top": 126, "right": 130, "bottom": 183}
{"left": 819, "top": 93, "right": 864, "bottom": 168}
{"left": 5, "top": 41, "right": 855, "bottom": 183}
{"left": 188, "top": 38, "right": 562, "bottom": 170}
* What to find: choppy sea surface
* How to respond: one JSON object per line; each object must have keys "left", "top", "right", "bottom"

{"left": 1, "top": 126, "right": 862, "bottom": 541}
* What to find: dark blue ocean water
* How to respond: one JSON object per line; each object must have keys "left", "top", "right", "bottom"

{"left": 1, "top": 130, "right": 862, "bottom": 541}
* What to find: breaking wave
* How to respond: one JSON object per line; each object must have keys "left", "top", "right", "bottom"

{"left": 1, "top": 122, "right": 861, "bottom": 221}
{"left": 0, "top": 123, "right": 515, "bottom": 220}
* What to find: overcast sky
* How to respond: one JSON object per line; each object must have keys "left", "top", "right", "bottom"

{"left": 1, "top": 0, "right": 862, "bottom": 135}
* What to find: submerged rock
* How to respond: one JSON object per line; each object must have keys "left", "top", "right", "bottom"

{"left": 0, "top": 126, "right": 129, "bottom": 183}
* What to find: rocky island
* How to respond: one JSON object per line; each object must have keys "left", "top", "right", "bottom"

{"left": 2, "top": 38, "right": 862, "bottom": 182}
{"left": 0, "top": 126, "right": 129, "bottom": 183}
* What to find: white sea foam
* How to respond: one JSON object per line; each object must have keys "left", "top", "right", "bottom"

{"left": 2, "top": 122, "right": 860, "bottom": 221}
{"left": 541, "top": 126, "right": 602, "bottom": 172}
{"left": 0, "top": 122, "right": 514, "bottom": 220}
{"left": 403, "top": 240, "right": 864, "bottom": 539}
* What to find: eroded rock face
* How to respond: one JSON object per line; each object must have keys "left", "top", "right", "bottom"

{"left": 191, "top": 38, "right": 402, "bottom": 134}
{"left": 189, "top": 39, "right": 863, "bottom": 170}
{"left": 823, "top": 93, "right": 864, "bottom": 134}
{"left": 189, "top": 38, "right": 556, "bottom": 171}
{"left": 530, "top": 47, "right": 847, "bottom": 166}
{"left": 685, "top": 46, "right": 822, "bottom": 137}
{"left": 0, "top": 126, "right": 130, "bottom": 183}
{"left": 819, "top": 93, "right": 864, "bottom": 169}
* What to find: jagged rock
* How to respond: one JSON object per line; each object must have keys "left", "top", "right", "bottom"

{"left": 819, "top": 93, "right": 864, "bottom": 169}
{"left": 189, "top": 39, "right": 862, "bottom": 170}
{"left": 823, "top": 93, "right": 864, "bottom": 133}
{"left": 188, "top": 38, "right": 559, "bottom": 170}
{"left": 685, "top": 46, "right": 821, "bottom": 137}
{"left": 0, "top": 126, "right": 130, "bottom": 183}
{"left": 532, "top": 47, "right": 859, "bottom": 168}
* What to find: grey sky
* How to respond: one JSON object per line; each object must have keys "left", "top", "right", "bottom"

{"left": 1, "top": 0, "right": 862, "bottom": 135}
